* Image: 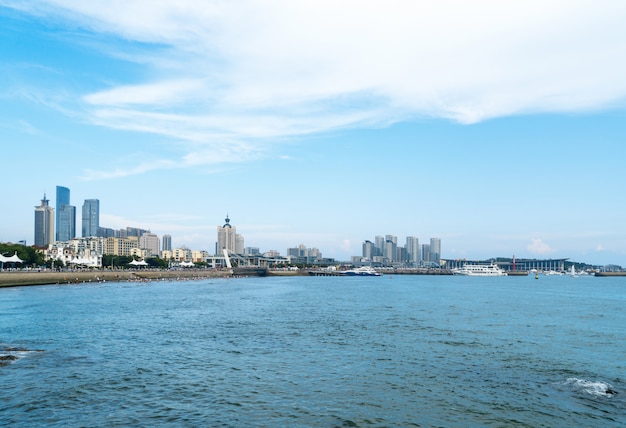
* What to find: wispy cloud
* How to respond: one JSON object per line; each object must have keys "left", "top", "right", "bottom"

{"left": 9, "top": 0, "right": 626, "bottom": 177}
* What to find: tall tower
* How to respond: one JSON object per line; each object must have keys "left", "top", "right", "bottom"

{"left": 34, "top": 194, "right": 55, "bottom": 247}
{"left": 82, "top": 199, "right": 100, "bottom": 237}
{"left": 217, "top": 215, "right": 237, "bottom": 255}
{"left": 56, "top": 186, "right": 76, "bottom": 242}
{"left": 430, "top": 237, "right": 442, "bottom": 265}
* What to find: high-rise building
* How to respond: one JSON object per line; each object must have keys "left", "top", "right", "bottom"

{"left": 217, "top": 215, "right": 238, "bottom": 255}
{"left": 56, "top": 185, "right": 76, "bottom": 242}
{"left": 374, "top": 236, "right": 385, "bottom": 256}
{"left": 384, "top": 235, "right": 397, "bottom": 262}
{"left": 82, "top": 199, "right": 100, "bottom": 237}
{"left": 162, "top": 234, "right": 172, "bottom": 252}
{"left": 244, "top": 247, "right": 260, "bottom": 256}
{"left": 235, "top": 234, "right": 244, "bottom": 254}
{"left": 139, "top": 233, "right": 160, "bottom": 257}
{"left": 97, "top": 227, "right": 115, "bottom": 238}
{"left": 362, "top": 240, "right": 376, "bottom": 260}
{"left": 405, "top": 236, "right": 420, "bottom": 265}
{"left": 421, "top": 244, "right": 431, "bottom": 263}
{"left": 384, "top": 240, "right": 396, "bottom": 262}
{"left": 34, "top": 194, "right": 55, "bottom": 247}
{"left": 430, "top": 237, "right": 442, "bottom": 265}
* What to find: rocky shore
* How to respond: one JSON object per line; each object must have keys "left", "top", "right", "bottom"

{"left": 0, "top": 269, "right": 233, "bottom": 288}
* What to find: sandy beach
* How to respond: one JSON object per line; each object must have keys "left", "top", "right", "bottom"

{"left": 0, "top": 269, "right": 232, "bottom": 288}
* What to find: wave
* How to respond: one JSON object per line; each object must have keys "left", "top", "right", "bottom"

{"left": 0, "top": 345, "right": 43, "bottom": 366}
{"left": 564, "top": 377, "right": 617, "bottom": 398}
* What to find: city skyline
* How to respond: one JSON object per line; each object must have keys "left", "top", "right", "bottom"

{"left": 1, "top": 2, "right": 626, "bottom": 265}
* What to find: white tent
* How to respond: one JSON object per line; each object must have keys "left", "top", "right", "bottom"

{"left": 128, "top": 259, "right": 149, "bottom": 267}
{"left": 69, "top": 257, "right": 99, "bottom": 267}
{"left": 1, "top": 252, "right": 23, "bottom": 264}
{"left": 179, "top": 261, "right": 195, "bottom": 267}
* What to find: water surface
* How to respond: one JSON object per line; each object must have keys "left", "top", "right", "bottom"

{"left": 1, "top": 274, "right": 624, "bottom": 426}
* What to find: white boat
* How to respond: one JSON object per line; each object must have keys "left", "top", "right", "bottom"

{"left": 341, "top": 266, "right": 381, "bottom": 276}
{"left": 452, "top": 263, "right": 507, "bottom": 276}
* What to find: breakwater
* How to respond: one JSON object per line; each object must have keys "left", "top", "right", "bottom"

{"left": 594, "top": 271, "right": 626, "bottom": 277}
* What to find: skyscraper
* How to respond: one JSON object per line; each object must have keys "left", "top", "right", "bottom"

{"left": 82, "top": 199, "right": 100, "bottom": 237}
{"left": 430, "top": 237, "right": 442, "bottom": 265}
{"left": 216, "top": 215, "right": 237, "bottom": 255}
{"left": 384, "top": 235, "right": 397, "bottom": 262}
{"left": 362, "top": 240, "right": 376, "bottom": 260}
{"left": 421, "top": 244, "right": 431, "bottom": 263}
{"left": 374, "top": 236, "right": 385, "bottom": 256}
{"left": 162, "top": 234, "right": 172, "bottom": 252}
{"left": 405, "top": 236, "right": 420, "bottom": 265}
{"left": 34, "top": 194, "right": 54, "bottom": 247}
{"left": 56, "top": 186, "right": 76, "bottom": 242}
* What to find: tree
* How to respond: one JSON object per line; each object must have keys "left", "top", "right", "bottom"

{"left": 146, "top": 257, "right": 168, "bottom": 269}
{"left": 0, "top": 242, "right": 45, "bottom": 267}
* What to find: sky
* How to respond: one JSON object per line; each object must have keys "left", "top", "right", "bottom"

{"left": 1, "top": 0, "right": 625, "bottom": 266}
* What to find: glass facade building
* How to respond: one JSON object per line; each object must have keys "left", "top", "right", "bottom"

{"left": 82, "top": 199, "right": 100, "bottom": 238}
{"left": 56, "top": 186, "right": 75, "bottom": 242}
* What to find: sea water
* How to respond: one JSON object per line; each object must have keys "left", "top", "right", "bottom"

{"left": 1, "top": 274, "right": 624, "bottom": 427}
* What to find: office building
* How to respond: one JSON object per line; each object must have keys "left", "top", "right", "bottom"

{"left": 34, "top": 194, "right": 55, "bottom": 247}
{"left": 82, "top": 199, "right": 100, "bottom": 237}
{"left": 139, "top": 233, "right": 160, "bottom": 257}
{"left": 56, "top": 186, "right": 76, "bottom": 242}
{"left": 162, "top": 234, "right": 172, "bottom": 252}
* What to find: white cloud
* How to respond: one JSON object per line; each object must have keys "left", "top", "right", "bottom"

{"left": 11, "top": 1, "right": 626, "bottom": 174}
{"left": 527, "top": 238, "right": 554, "bottom": 255}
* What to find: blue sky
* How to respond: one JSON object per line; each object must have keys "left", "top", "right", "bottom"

{"left": 1, "top": 1, "right": 625, "bottom": 265}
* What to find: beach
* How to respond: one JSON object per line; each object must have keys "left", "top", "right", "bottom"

{"left": 0, "top": 269, "right": 231, "bottom": 287}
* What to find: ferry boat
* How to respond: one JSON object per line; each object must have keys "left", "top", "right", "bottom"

{"left": 452, "top": 263, "right": 507, "bottom": 276}
{"left": 341, "top": 266, "right": 381, "bottom": 276}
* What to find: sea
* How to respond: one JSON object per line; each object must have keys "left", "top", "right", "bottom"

{"left": 1, "top": 273, "right": 624, "bottom": 427}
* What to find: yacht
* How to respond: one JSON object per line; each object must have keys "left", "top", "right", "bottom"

{"left": 452, "top": 263, "right": 507, "bottom": 276}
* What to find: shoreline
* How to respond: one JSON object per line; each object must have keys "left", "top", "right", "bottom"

{"left": 0, "top": 269, "right": 232, "bottom": 288}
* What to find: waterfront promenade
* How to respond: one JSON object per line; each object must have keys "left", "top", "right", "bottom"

{"left": 0, "top": 269, "right": 231, "bottom": 288}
